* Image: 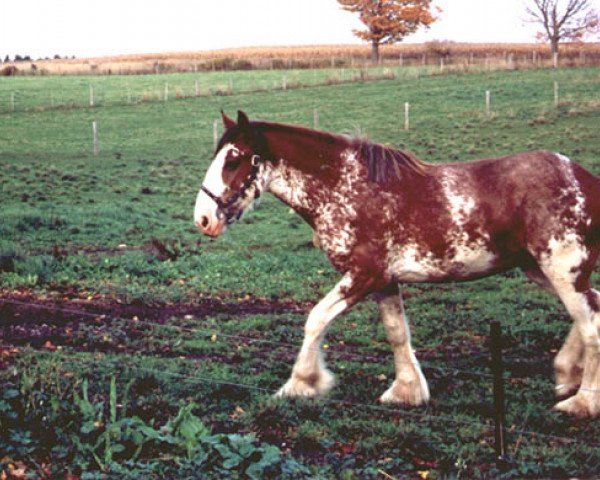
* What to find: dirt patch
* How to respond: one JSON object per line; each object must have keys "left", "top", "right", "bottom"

{"left": 0, "top": 288, "right": 310, "bottom": 320}
{"left": 0, "top": 288, "right": 311, "bottom": 352}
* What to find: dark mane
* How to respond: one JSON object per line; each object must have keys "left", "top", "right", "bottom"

{"left": 354, "top": 138, "right": 429, "bottom": 184}
{"left": 217, "top": 118, "right": 428, "bottom": 184}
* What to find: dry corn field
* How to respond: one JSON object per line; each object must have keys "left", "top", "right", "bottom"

{"left": 4, "top": 42, "right": 600, "bottom": 76}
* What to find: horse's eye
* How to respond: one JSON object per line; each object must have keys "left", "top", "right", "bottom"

{"left": 224, "top": 159, "right": 241, "bottom": 171}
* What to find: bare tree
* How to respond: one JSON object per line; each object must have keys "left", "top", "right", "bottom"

{"left": 526, "top": 0, "right": 599, "bottom": 67}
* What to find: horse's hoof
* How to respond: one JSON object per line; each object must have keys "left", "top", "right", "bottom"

{"left": 554, "top": 383, "right": 579, "bottom": 400}
{"left": 379, "top": 379, "right": 430, "bottom": 406}
{"left": 553, "top": 393, "right": 598, "bottom": 417}
{"left": 274, "top": 369, "right": 335, "bottom": 399}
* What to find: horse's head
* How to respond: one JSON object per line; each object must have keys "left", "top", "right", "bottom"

{"left": 194, "top": 110, "right": 271, "bottom": 237}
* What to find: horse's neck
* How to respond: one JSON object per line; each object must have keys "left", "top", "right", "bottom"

{"left": 264, "top": 128, "right": 351, "bottom": 219}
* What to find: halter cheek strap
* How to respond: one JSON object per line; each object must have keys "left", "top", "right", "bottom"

{"left": 201, "top": 155, "right": 262, "bottom": 223}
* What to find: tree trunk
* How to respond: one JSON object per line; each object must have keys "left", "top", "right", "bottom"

{"left": 371, "top": 41, "right": 380, "bottom": 64}
{"left": 551, "top": 39, "right": 559, "bottom": 68}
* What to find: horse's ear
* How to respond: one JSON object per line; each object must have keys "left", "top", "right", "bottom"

{"left": 237, "top": 110, "right": 250, "bottom": 129}
{"left": 221, "top": 110, "right": 235, "bottom": 129}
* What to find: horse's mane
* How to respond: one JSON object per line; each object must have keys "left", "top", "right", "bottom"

{"left": 352, "top": 138, "right": 429, "bottom": 183}
{"left": 221, "top": 119, "right": 429, "bottom": 184}
{"left": 255, "top": 123, "right": 430, "bottom": 183}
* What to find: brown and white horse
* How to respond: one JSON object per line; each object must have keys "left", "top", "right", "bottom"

{"left": 194, "top": 110, "right": 600, "bottom": 417}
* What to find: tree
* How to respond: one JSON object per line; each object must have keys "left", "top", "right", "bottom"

{"left": 526, "top": 0, "right": 599, "bottom": 67}
{"left": 338, "top": 0, "right": 437, "bottom": 62}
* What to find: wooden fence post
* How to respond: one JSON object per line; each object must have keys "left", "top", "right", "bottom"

{"left": 89, "top": 85, "right": 94, "bottom": 107}
{"left": 554, "top": 81, "right": 559, "bottom": 107}
{"left": 404, "top": 102, "right": 410, "bottom": 131}
{"left": 213, "top": 120, "right": 219, "bottom": 150}
{"left": 490, "top": 321, "right": 508, "bottom": 465}
{"left": 485, "top": 90, "right": 491, "bottom": 117}
{"left": 92, "top": 121, "right": 99, "bottom": 156}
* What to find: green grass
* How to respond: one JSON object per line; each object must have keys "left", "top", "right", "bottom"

{"left": 0, "top": 65, "right": 423, "bottom": 114}
{"left": 1, "top": 66, "right": 600, "bottom": 478}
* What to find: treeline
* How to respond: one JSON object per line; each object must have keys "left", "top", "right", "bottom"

{"left": 2, "top": 54, "right": 76, "bottom": 63}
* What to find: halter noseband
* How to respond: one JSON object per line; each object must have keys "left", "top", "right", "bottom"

{"left": 201, "top": 154, "right": 263, "bottom": 224}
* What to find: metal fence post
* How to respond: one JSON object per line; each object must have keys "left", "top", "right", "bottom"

{"left": 490, "top": 320, "right": 508, "bottom": 465}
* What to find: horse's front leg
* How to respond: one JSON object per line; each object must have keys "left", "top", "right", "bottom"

{"left": 276, "top": 273, "right": 360, "bottom": 398}
{"left": 377, "top": 284, "right": 430, "bottom": 406}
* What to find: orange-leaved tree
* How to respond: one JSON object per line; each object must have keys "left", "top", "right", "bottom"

{"left": 338, "top": 0, "right": 438, "bottom": 62}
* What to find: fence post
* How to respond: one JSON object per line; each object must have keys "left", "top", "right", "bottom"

{"left": 485, "top": 90, "right": 491, "bottom": 117}
{"left": 195, "top": 79, "right": 199, "bottom": 97}
{"left": 404, "top": 102, "right": 410, "bottom": 131}
{"left": 213, "top": 120, "right": 219, "bottom": 151}
{"left": 554, "top": 81, "right": 559, "bottom": 107}
{"left": 313, "top": 108, "right": 319, "bottom": 129}
{"left": 89, "top": 85, "right": 94, "bottom": 107}
{"left": 92, "top": 121, "right": 99, "bottom": 156}
{"left": 490, "top": 321, "right": 508, "bottom": 465}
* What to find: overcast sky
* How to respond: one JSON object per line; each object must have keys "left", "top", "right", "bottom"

{"left": 1, "top": 0, "right": 555, "bottom": 60}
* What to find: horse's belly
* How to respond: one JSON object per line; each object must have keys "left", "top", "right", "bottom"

{"left": 388, "top": 242, "right": 500, "bottom": 283}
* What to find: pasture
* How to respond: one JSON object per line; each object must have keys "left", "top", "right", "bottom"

{"left": 1, "top": 66, "right": 600, "bottom": 478}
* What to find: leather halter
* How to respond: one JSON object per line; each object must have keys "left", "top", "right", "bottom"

{"left": 200, "top": 154, "right": 262, "bottom": 224}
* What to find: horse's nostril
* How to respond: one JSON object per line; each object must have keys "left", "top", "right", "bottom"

{"left": 200, "top": 216, "right": 210, "bottom": 228}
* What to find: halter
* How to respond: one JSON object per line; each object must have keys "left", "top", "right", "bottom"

{"left": 200, "top": 154, "right": 263, "bottom": 224}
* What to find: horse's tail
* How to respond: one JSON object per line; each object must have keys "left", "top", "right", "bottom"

{"left": 587, "top": 169, "right": 600, "bottom": 246}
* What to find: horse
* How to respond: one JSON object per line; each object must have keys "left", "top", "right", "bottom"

{"left": 194, "top": 110, "right": 600, "bottom": 417}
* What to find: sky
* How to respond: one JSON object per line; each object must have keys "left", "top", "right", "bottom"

{"left": 0, "top": 0, "right": 554, "bottom": 60}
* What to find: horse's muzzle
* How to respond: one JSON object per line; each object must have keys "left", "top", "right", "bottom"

{"left": 196, "top": 214, "right": 226, "bottom": 237}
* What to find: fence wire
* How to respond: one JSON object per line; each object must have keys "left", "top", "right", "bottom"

{"left": 0, "top": 341, "right": 593, "bottom": 453}
{"left": 0, "top": 298, "right": 494, "bottom": 379}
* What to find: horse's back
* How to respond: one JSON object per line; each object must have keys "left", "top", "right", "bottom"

{"left": 469, "top": 150, "right": 600, "bottom": 253}
{"left": 433, "top": 150, "right": 600, "bottom": 262}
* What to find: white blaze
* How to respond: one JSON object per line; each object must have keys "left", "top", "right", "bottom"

{"left": 194, "top": 144, "right": 238, "bottom": 225}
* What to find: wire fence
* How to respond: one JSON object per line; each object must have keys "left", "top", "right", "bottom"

{"left": 1, "top": 296, "right": 598, "bottom": 456}
{"left": 0, "top": 66, "right": 421, "bottom": 116}
{"left": 1, "top": 81, "right": 598, "bottom": 161}
{"left": 2, "top": 65, "right": 600, "bottom": 472}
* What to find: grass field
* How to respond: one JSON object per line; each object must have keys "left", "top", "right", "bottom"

{"left": 1, "top": 66, "right": 600, "bottom": 478}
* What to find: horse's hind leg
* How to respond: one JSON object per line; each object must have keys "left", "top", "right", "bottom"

{"left": 524, "top": 265, "right": 584, "bottom": 398}
{"left": 554, "top": 326, "right": 585, "bottom": 399}
{"left": 539, "top": 244, "right": 600, "bottom": 417}
{"left": 376, "top": 284, "right": 429, "bottom": 405}
{"left": 552, "top": 287, "right": 600, "bottom": 416}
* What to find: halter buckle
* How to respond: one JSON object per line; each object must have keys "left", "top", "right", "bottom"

{"left": 251, "top": 155, "right": 261, "bottom": 167}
